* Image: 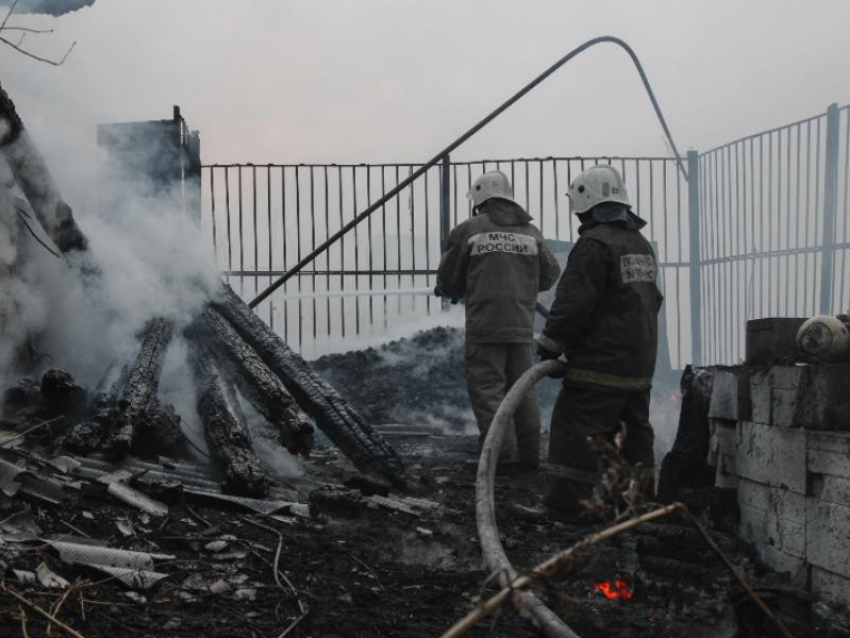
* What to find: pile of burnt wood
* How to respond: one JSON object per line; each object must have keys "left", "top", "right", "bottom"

{"left": 0, "top": 81, "right": 405, "bottom": 495}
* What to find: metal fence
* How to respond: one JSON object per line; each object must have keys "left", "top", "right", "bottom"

{"left": 201, "top": 157, "right": 693, "bottom": 363}
{"left": 696, "top": 103, "right": 850, "bottom": 364}
{"left": 199, "top": 102, "right": 850, "bottom": 366}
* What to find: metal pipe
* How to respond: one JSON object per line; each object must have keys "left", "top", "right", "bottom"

{"left": 249, "top": 36, "right": 687, "bottom": 309}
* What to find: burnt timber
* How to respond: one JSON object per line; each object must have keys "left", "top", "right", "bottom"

{"left": 211, "top": 283, "right": 406, "bottom": 488}
{"left": 188, "top": 337, "right": 270, "bottom": 497}
{"left": 200, "top": 306, "right": 315, "bottom": 455}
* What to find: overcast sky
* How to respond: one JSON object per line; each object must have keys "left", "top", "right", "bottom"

{"left": 2, "top": 0, "right": 849, "bottom": 204}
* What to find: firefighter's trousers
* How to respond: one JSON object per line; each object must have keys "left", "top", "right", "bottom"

{"left": 545, "top": 385, "right": 655, "bottom": 512}
{"left": 465, "top": 342, "right": 541, "bottom": 467}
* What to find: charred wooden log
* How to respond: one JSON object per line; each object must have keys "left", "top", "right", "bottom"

{"left": 198, "top": 307, "right": 314, "bottom": 455}
{"left": 0, "top": 81, "right": 88, "bottom": 253}
{"left": 187, "top": 337, "right": 269, "bottom": 497}
{"left": 133, "top": 398, "right": 187, "bottom": 459}
{"left": 211, "top": 284, "right": 406, "bottom": 488}
{"left": 108, "top": 318, "right": 174, "bottom": 457}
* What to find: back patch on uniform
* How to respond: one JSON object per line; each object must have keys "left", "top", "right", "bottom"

{"left": 620, "top": 254, "right": 656, "bottom": 283}
{"left": 468, "top": 232, "right": 538, "bottom": 257}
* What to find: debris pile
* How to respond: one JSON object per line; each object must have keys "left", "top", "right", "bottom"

{"left": 312, "top": 326, "right": 564, "bottom": 432}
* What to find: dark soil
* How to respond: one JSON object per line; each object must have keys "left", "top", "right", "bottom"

{"left": 0, "top": 432, "right": 841, "bottom": 638}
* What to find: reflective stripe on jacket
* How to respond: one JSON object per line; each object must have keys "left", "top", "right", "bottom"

{"left": 437, "top": 199, "right": 561, "bottom": 343}
{"left": 539, "top": 220, "right": 663, "bottom": 390}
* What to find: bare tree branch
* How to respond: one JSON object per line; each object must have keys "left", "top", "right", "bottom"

{"left": 0, "top": 0, "right": 76, "bottom": 66}
{"left": 1, "top": 26, "right": 56, "bottom": 34}
{"left": 0, "top": 0, "right": 21, "bottom": 32}
{"left": 0, "top": 34, "right": 76, "bottom": 66}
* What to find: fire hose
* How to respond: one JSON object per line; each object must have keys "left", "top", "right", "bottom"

{"left": 474, "top": 358, "right": 581, "bottom": 638}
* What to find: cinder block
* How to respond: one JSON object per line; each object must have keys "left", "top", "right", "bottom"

{"left": 708, "top": 419, "right": 736, "bottom": 466}
{"left": 808, "top": 431, "right": 850, "bottom": 477}
{"left": 709, "top": 369, "right": 751, "bottom": 421}
{"left": 749, "top": 370, "right": 771, "bottom": 424}
{"left": 811, "top": 566, "right": 850, "bottom": 607}
{"left": 735, "top": 422, "right": 807, "bottom": 494}
{"left": 715, "top": 452, "right": 738, "bottom": 489}
{"left": 810, "top": 474, "right": 850, "bottom": 507}
{"left": 796, "top": 365, "right": 850, "bottom": 431}
{"left": 760, "top": 546, "right": 807, "bottom": 583}
{"left": 738, "top": 479, "right": 806, "bottom": 557}
{"left": 769, "top": 367, "right": 806, "bottom": 428}
{"left": 806, "top": 501, "right": 850, "bottom": 577}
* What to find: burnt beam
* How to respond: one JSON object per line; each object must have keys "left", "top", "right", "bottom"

{"left": 108, "top": 318, "right": 174, "bottom": 457}
{"left": 199, "top": 306, "right": 314, "bottom": 455}
{"left": 211, "top": 284, "right": 406, "bottom": 488}
{"left": 187, "top": 336, "right": 269, "bottom": 497}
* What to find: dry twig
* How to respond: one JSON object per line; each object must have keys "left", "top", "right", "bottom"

{"left": 0, "top": 581, "right": 86, "bottom": 638}
{"left": 0, "top": 415, "right": 64, "bottom": 447}
{"left": 0, "top": 0, "right": 76, "bottom": 66}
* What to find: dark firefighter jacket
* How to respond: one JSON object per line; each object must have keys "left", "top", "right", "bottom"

{"left": 538, "top": 220, "right": 663, "bottom": 391}
{"left": 436, "top": 199, "right": 561, "bottom": 343}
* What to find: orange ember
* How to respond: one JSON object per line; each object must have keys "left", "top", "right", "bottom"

{"left": 594, "top": 579, "right": 634, "bottom": 601}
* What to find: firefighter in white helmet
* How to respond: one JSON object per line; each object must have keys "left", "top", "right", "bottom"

{"left": 436, "top": 170, "right": 560, "bottom": 470}
{"left": 515, "top": 164, "right": 662, "bottom": 520}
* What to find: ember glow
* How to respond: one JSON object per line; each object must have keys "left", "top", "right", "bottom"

{"left": 594, "top": 579, "right": 634, "bottom": 601}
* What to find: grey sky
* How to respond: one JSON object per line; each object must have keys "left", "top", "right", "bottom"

{"left": 1, "top": 0, "right": 849, "bottom": 203}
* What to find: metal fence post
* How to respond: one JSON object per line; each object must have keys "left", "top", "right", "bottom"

{"left": 439, "top": 154, "right": 451, "bottom": 310}
{"left": 820, "top": 103, "right": 840, "bottom": 315}
{"left": 687, "top": 150, "right": 703, "bottom": 366}
{"left": 440, "top": 154, "right": 451, "bottom": 250}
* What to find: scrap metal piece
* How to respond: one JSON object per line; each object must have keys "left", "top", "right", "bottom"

{"left": 48, "top": 539, "right": 174, "bottom": 570}
{"left": 97, "top": 470, "right": 168, "bottom": 517}
{"left": 36, "top": 562, "right": 70, "bottom": 589}
{"left": 90, "top": 564, "right": 168, "bottom": 590}
{"left": 0, "top": 505, "right": 42, "bottom": 541}
{"left": 211, "top": 284, "right": 405, "bottom": 487}
{"left": 0, "top": 457, "right": 64, "bottom": 504}
{"left": 0, "top": 457, "right": 25, "bottom": 496}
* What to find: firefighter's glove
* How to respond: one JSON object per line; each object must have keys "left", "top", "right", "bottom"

{"left": 434, "top": 286, "right": 459, "bottom": 304}
{"left": 537, "top": 343, "right": 561, "bottom": 361}
{"left": 537, "top": 343, "right": 565, "bottom": 378}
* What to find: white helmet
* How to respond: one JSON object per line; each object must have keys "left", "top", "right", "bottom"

{"left": 467, "top": 170, "right": 515, "bottom": 208}
{"left": 567, "top": 165, "right": 631, "bottom": 214}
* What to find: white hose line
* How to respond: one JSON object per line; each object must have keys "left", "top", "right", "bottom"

{"left": 475, "top": 359, "right": 581, "bottom": 638}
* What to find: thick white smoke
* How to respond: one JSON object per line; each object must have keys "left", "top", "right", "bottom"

{"left": 0, "top": 116, "right": 220, "bottom": 400}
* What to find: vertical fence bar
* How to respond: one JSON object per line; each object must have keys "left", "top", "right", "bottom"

{"left": 820, "top": 103, "right": 840, "bottom": 314}
{"left": 688, "top": 150, "right": 702, "bottom": 366}
{"left": 440, "top": 155, "right": 451, "bottom": 250}
{"left": 440, "top": 155, "right": 451, "bottom": 311}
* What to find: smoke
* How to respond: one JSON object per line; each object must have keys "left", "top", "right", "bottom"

{"left": 0, "top": 110, "right": 219, "bottom": 443}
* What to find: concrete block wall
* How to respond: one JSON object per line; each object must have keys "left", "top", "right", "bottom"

{"left": 708, "top": 364, "right": 850, "bottom": 607}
